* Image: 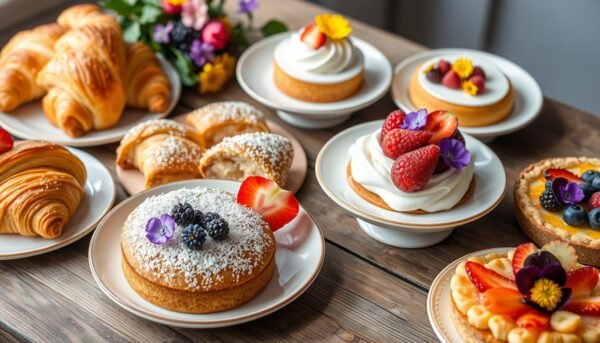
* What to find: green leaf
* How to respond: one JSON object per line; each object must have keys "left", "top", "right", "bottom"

{"left": 139, "top": 6, "right": 162, "bottom": 24}
{"left": 261, "top": 20, "right": 288, "bottom": 37}
{"left": 123, "top": 22, "right": 142, "bottom": 42}
{"left": 171, "top": 48, "right": 198, "bottom": 86}
{"left": 124, "top": 0, "right": 138, "bottom": 5}
{"left": 142, "top": 0, "right": 161, "bottom": 6}
{"left": 103, "top": 0, "right": 135, "bottom": 16}
{"left": 231, "top": 23, "right": 250, "bottom": 52}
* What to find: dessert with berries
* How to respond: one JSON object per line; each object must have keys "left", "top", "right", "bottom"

{"left": 273, "top": 14, "right": 363, "bottom": 102}
{"left": 121, "top": 177, "right": 299, "bottom": 313}
{"left": 347, "top": 109, "right": 475, "bottom": 213}
{"left": 515, "top": 157, "right": 600, "bottom": 266}
{"left": 408, "top": 56, "right": 514, "bottom": 127}
{"left": 450, "top": 241, "right": 600, "bottom": 342}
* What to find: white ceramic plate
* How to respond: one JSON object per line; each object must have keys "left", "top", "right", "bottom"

{"left": 0, "top": 55, "right": 181, "bottom": 147}
{"left": 427, "top": 247, "right": 510, "bottom": 343}
{"left": 392, "top": 49, "right": 542, "bottom": 141}
{"left": 89, "top": 179, "right": 325, "bottom": 328}
{"left": 0, "top": 147, "right": 115, "bottom": 260}
{"left": 315, "top": 120, "right": 506, "bottom": 230}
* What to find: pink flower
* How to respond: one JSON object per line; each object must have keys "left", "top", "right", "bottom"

{"left": 181, "top": 0, "right": 209, "bottom": 31}
{"left": 202, "top": 21, "right": 230, "bottom": 50}
{"left": 161, "top": 0, "right": 182, "bottom": 15}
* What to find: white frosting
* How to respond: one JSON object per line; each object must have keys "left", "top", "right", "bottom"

{"left": 348, "top": 129, "right": 474, "bottom": 212}
{"left": 274, "top": 32, "right": 363, "bottom": 84}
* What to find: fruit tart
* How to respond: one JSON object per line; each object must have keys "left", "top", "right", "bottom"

{"left": 450, "top": 241, "right": 600, "bottom": 342}
{"left": 347, "top": 108, "right": 475, "bottom": 213}
{"left": 515, "top": 157, "right": 600, "bottom": 266}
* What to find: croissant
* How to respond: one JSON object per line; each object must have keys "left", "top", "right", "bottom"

{"left": 125, "top": 43, "right": 171, "bottom": 113}
{"left": 0, "top": 141, "right": 86, "bottom": 239}
{"left": 56, "top": 4, "right": 103, "bottom": 30}
{"left": 0, "top": 23, "right": 65, "bottom": 112}
{"left": 37, "top": 13, "right": 126, "bottom": 137}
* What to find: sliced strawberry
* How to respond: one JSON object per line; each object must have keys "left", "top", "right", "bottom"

{"left": 516, "top": 311, "right": 550, "bottom": 330}
{"left": 380, "top": 110, "right": 406, "bottom": 142}
{"left": 562, "top": 296, "right": 600, "bottom": 315}
{"left": 0, "top": 128, "right": 13, "bottom": 154}
{"left": 423, "top": 110, "right": 458, "bottom": 145}
{"left": 390, "top": 145, "right": 439, "bottom": 192}
{"left": 566, "top": 267, "right": 599, "bottom": 298}
{"left": 544, "top": 168, "right": 583, "bottom": 184}
{"left": 237, "top": 176, "right": 300, "bottom": 231}
{"left": 381, "top": 129, "right": 432, "bottom": 159}
{"left": 482, "top": 288, "right": 530, "bottom": 318}
{"left": 465, "top": 261, "right": 517, "bottom": 292}
{"left": 441, "top": 70, "right": 461, "bottom": 89}
{"left": 512, "top": 242, "right": 538, "bottom": 275}
{"left": 300, "top": 23, "right": 326, "bottom": 49}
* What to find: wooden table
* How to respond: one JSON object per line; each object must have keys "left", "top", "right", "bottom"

{"left": 1, "top": 1, "right": 598, "bottom": 342}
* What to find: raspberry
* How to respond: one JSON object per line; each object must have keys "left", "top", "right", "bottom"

{"left": 442, "top": 70, "right": 461, "bottom": 89}
{"left": 589, "top": 192, "right": 600, "bottom": 210}
{"left": 380, "top": 110, "right": 406, "bottom": 142}
{"left": 381, "top": 128, "right": 432, "bottom": 159}
{"left": 438, "top": 60, "right": 451, "bottom": 75}
{"left": 391, "top": 145, "right": 439, "bottom": 192}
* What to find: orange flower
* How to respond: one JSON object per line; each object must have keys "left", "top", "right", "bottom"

{"left": 315, "top": 14, "right": 352, "bottom": 39}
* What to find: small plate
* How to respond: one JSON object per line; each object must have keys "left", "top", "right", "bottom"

{"left": 0, "top": 147, "right": 115, "bottom": 260}
{"left": 0, "top": 55, "right": 181, "bottom": 147}
{"left": 392, "top": 49, "right": 542, "bottom": 142}
{"left": 116, "top": 115, "right": 307, "bottom": 195}
{"left": 237, "top": 32, "right": 392, "bottom": 129}
{"left": 89, "top": 179, "right": 325, "bottom": 328}
{"left": 427, "top": 247, "right": 510, "bottom": 343}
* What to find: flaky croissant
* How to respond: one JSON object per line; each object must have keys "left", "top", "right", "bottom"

{"left": 56, "top": 4, "right": 104, "bottom": 30}
{"left": 0, "top": 141, "right": 86, "bottom": 239}
{"left": 0, "top": 23, "right": 65, "bottom": 112}
{"left": 125, "top": 43, "right": 171, "bottom": 113}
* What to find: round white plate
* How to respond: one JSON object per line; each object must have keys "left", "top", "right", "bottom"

{"left": 89, "top": 179, "right": 325, "bottom": 328}
{"left": 392, "top": 49, "right": 542, "bottom": 141}
{"left": 237, "top": 32, "right": 392, "bottom": 128}
{"left": 0, "top": 147, "right": 116, "bottom": 260}
{"left": 0, "top": 55, "right": 181, "bottom": 147}
{"left": 427, "top": 247, "right": 510, "bottom": 343}
{"left": 316, "top": 120, "right": 506, "bottom": 230}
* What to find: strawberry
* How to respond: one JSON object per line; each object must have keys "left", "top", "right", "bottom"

{"left": 516, "top": 311, "right": 550, "bottom": 330}
{"left": 469, "top": 75, "right": 485, "bottom": 94}
{"left": 471, "top": 66, "right": 486, "bottom": 80}
{"left": 589, "top": 192, "right": 600, "bottom": 210}
{"left": 381, "top": 129, "right": 432, "bottom": 159}
{"left": 380, "top": 110, "right": 406, "bottom": 142}
{"left": 566, "top": 267, "right": 599, "bottom": 298}
{"left": 442, "top": 70, "right": 461, "bottom": 89}
{"left": 465, "top": 261, "right": 517, "bottom": 292}
{"left": 544, "top": 169, "right": 583, "bottom": 184}
{"left": 300, "top": 23, "right": 326, "bottom": 49}
{"left": 562, "top": 296, "right": 600, "bottom": 315}
{"left": 512, "top": 242, "right": 538, "bottom": 275}
{"left": 0, "top": 128, "right": 13, "bottom": 154}
{"left": 423, "top": 110, "right": 459, "bottom": 145}
{"left": 237, "top": 176, "right": 300, "bottom": 231}
{"left": 391, "top": 145, "right": 439, "bottom": 192}
{"left": 438, "top": 60, "right": 451, "bottom": 75}
{"left": 482, "top": 288, "right": 530, "bottom": 318}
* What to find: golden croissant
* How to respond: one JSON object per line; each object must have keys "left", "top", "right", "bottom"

{"left": 125, "top": 43, "right": 171, "bottom": 113}
{"left": 37, "top": 12, "right": 126, "bottom": 137}
{"left": 56, "top": 4, "right": 104, "bottom": 30}
{"left": 0, "top": 141, "right": 86, "bottom": 239}
{"left": 0, "top": 23, "right": 65, "bottom": 112}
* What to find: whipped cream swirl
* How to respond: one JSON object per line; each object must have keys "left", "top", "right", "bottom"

{"left": 348, "top": 129, "right": 474, "bottom": 212}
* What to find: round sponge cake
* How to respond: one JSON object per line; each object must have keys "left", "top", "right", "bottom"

{"left": 121, "top": 187, "right": 276, "bottom": 313}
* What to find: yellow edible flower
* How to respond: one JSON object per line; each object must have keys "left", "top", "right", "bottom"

{"left": 213, "top": 53, "right": 236, "bottom": 79}
{"left": 164, "top": 0, "right": 187, "bottom": 5}
{"left": 198, "top": 63, "right": 228, "bottom": 94}
{"left": 423, "top": 63, "right": 435, "bottom": 74}
{"left": 462, "top": 80, "right": 479, "bottom": 96}
{"left": 315, "top": 14, "right": 352, "bottom": 40}
{"left": 530, "top": 278, "right": 563, "bottom": 311}
{"left": 452, "top": 57, "right": 474, "bottom": 79}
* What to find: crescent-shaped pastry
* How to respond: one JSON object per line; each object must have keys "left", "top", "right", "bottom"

{"left": 56, "top": 4, "right": 104, "bottom": 30}
{"left": 125, "top": 42, "right": 171, "bottom": 113}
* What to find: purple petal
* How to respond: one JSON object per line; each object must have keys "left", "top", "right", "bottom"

{"left": 540, "top": 262, "right": 567, "bottom": 286}
{"left": 559, "top": 182, "right": 585, "bottom": 205}
{"left": 524, "top": 250, "right": 561, "bottom": 269}
{"left": 557, "top": 287, "right": 571, "bottom": 309}
{"left": 145, "top": 217, "right": 162, "bottom": 234}
{"left": 551, "top": 178, "right": 568, "bottom": 206}
{"left": 401, "top": 109, "right": 428, "bottom": 130}
{"left": 160, "top": 214, "right": 176, "bottom": 238}
{"left": 439, "top": 138, "right": 471, "bottom": 169}
{"left": 516, "top": 264, "right": 541, "bottom": 294}
{"left": 146, "top": 232, "right": 167, "bottom": 245}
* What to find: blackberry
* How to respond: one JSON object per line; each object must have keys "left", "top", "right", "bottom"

{"left": 200, "top": 212, "right": 220, "bottom": 228}
{"left": 202, "top": 212, "right": 229, "bottom": 241}
{"left": 169, "top": 21, "right": 198, "bottom": 52}
{"left": 540, "top": 189, "right": 561, "bottom": 212}
{"left": 171, "top": 202, "right": 196, "bottom": 226}
{"left": 182, "top": 224, "right": 206, "bottom": 250}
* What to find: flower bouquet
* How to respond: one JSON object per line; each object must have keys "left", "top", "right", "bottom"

{"left": 101, "top": 0, "right": 287, "bottom": 93}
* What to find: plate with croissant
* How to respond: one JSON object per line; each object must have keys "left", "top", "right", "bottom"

{"left": 0, "top": 4, "right": 179, "bottom": 147}
{"left": 0, "top": 139, "right": 115, "bottom": 259}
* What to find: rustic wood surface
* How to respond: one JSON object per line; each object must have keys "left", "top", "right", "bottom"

{"left": 1, "top": 0, "right": 599, "bottom": 342}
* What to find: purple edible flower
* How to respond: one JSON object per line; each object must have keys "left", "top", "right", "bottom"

{"left": 439, "top": 138, "right": 471, "bottom": 169}
{"left": 145, "top": 214, "right": 175, "bottom": 245}
{"left": 153, "top": 21, "right": 174, "bottom": 44}
{"left": 238, "top": 0, "right": 259, "bottom": 13}
{"left": 401, "top": 108, "right": 428, "bottom": 130}
{"left": 558, "top": 181, "right": 584, "bottom": 205}
{"left": 189, "top": 39, "right": 215, "bottom": 67}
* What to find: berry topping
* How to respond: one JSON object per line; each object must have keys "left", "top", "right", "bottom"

{"left": 437, "top": 60, "right": 451, "bottom": 75}
{"left": 381, "top": 129, "right": 432, "bottom": 159}
{"left": 380, "top": 110, "right": 406, "bottom": 141}
{"left": 579, "top": 183, "right": 595, "bottom": 201}
{"left": 581, "top": 170, "right": 600, "bottom": 183}
{"left": 541, "top": 241, "right": 578, "bottom": 271}
{"left": 423, "top": 110, "right": 458, "bottom": 145}
{"left": 562, "top": 297, "right": 600, "bottom": 316}
{"left": 0, "top": 128, "right": 13, "bottom": 154}
{"left": 589, "top": 208, "right": 600, "bottom": 230}
{"left": 425, "top": 69, "right": 442, "bottom": 83}
{"left": 590, "top": 192, "right": 600, "bottom": 209}
{"left": 539, "top": 188, "right": 562, "bottom": 212}
{"left": 171, "top": 202, "right": 202, "bottom": 227}
{"left": 592, "top": 176, "right": 600, "bottom": 191}
{"left": 182, "top": 224, "right": 206, "bottom": 250}
{"left": 516, "top": 311, "right": 550, "bottom": 331}
{"left": 202, "top": 213, "right": 229, "bottom": 241}
{"left": 482, "top": 288, "right": 531, "bottom": 317}
{"left": 237, "top": 176, "right": 300, "bottom": 231}
{"left": 169, "top": 21, "right": 200, "bottom": 52}
{"left": 544, "top": 169, "right": 583, "bottom": 184}
{"left": 566, "top": 267, "right": 599, "bottom": 298}
{"left": 469, "top": 75, "right": 485, "bottom": 94}
{"left": 300, "top": 23, "right": 326, "bottom": 49}
{"left": 512, "top": 242, "right": 538, "bottom": 275}
{"left": 465, "top": 261, "right": 517, "bottom": 292}
{"left": 562, "top": 205, "right": 586, "bottom": 227}
{"left": 441, "top": 70, "right": 461, "bottom": 89}
{"left": 471, "top": 66, "right": 486, "bottom": 80}
{"left": 390, "top": 145, "right": 439, "bottom": 192}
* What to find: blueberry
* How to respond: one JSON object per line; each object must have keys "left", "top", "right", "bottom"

{"left": 562, "top": 205, "right": 587, "bottom": 227}
{"left": 581, "top": 170, "right": 600, "bottom": 183}
{"left": 592, "top": 176, "right": 600, "bottom": 191}
{"left": 579, "top": 182, "right": 596, "bottom": 201}
{"left": 590, "top": 208, "right": 600, "bottom": 230}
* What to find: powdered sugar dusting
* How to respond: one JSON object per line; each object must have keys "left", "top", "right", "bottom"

{"left": 122, "top": 119, "right": 192, "bottom": 143}
{"left": 146, "top": 136, "right": 202, "bottom": 168}
{"left": 190, "top": 101, "right": 265, "bottom": 123}
{"left": 121, "top": 187, "right": 273, "bottom": 290}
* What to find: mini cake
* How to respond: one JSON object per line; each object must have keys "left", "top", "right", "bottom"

{"left": 408, "top": 56, "right": 514, "bottom": 127}
{"left": 273, "top": 14, "right": 363, "bottom": 102}
{"left": 515, "top": 157, "right": 600, "bottom": 266}
{"left": 450, "top": 241, "right": 600, "bottom": 342}
{"left": 347, "top": 109, "right": 474, "bottom": 213}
